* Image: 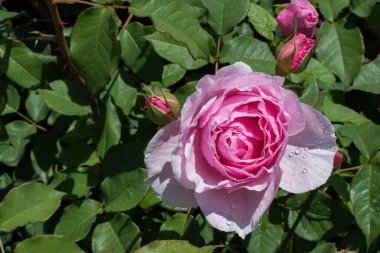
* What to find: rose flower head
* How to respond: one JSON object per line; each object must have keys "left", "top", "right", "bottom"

{"left": 276, "top": 0, "right": 319, "bottom": 38}
{"left": 144, "top": 93, "right": 180, "bottom": 125}
{"left": 144, "top": 62, "right": 337, "bottom": 238}
{"left": 276, "top": 33, "right": 315, "bottom": 75}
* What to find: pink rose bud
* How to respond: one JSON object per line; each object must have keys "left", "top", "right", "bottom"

{"left": 276, "top": 33, "right": 315, "bottom": 75}
{"left": 144, "top": 93, "right": 180, "bottom": 125}
{"left": 333, "top": 150, "right": 343, "bottom": 169}
{"left": 276, "top": 0, "right": 319, "bottom": 38}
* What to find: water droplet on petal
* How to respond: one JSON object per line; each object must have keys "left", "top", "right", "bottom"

{"left": 302, "top": 154, "right": 307, "bottom": 159}
{"left": 289, "top": 152, "right": 294, "bottom": 157}
{"left": 295, "top": 149, "right": 301, "bottom": 155}
{"left": 302, "top": 168, "right": 307, "bottom": 173}
{"left": 304, "top": 147, "right": 309, "bottom": 151}
{"left": 226, "top": 220, "right": 232, "bottom": 225}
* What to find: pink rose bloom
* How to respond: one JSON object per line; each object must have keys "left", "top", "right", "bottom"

{"left": 276, "top": 0, "right": 319, "bottom": 38}
{"left": 276, "top": 33, "right": 315, "bottom": 74}
{"left": 144, "top": 62, "right": 337, "bottom": 238}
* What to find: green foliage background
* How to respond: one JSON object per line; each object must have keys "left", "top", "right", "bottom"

{"left": 0, "top": 0, "right": 380, "bottom": 252}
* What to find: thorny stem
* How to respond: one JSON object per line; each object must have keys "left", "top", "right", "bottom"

{"left": 215, "top": 34, "right": 222, "bottom": 74}
{"left": 15, "top": 111, "right": 48, "bottom": 132}
{"left": 44, "top": 0, "right": 99, "bottom": 119}
{"left": 53, "top": 0, "right": 129, "bottom": 9}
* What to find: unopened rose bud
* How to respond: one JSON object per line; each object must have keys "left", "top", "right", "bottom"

{"left": 276, "top": 33, "right": 314, "bottom": 75}
{"left": 276, "top": 0, "right": 319, "bottom": 38}
{"left": 333, "top": 150, "right": 343, "bottom": 169}
{"left": 144, "top": 93, "right": 180, "bottom": 125}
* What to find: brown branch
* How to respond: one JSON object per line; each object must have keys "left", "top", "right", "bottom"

{"left": 15, "top": 111, "right": 48, "bottom": 132}
{"left": 44, "top": 0, "right": 99, "bottom": 119}
{"left": 121, "top": 13, "right": 134, "bottom": 31}
{"left": 0, "top": 237, "right": 4, "bottom": 253}
{"left": 214, "top": 34, "right": 222, "bottom": 74}
{"left": 53, "top": 0, "right": 129, "bottom": 9}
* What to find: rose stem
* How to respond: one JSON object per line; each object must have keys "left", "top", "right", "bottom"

{"left": 44, "top": 0, "right": 100, "bottom": 119}
{"left": 214, "top": 34, "right": 222, "bottom": 74}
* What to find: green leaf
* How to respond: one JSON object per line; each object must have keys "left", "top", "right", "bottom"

{"left": 119, "top": 22, "right": 163, "bottom": 81}
{"left": 14, "top": 235, "right": 84, "bottom": 253}
{"left": 0, "top": 10, "right": 19, "bottom": 22}
{"left": 0, "top": 183, "right": 64, "bottom": 232}
{"left": 289, "top": 58, "right": 336, "bottom": 87}
{"left": 25, "top": 91, "right": 49, "bottom": 122}
{"left": 70, "top": 6, "right": 120, "bottom": 95}
{"left": 92, "top": 213, "right": 141, "bottom": 253}
{"left": 219, "top": 35, "right": 276, "bottom": 75}
{"left": 145, "top": 32, "right": 208, "bottom": 70}
{"left": 54, "top": 199, "right": 102, "bottom": 241}
{"left": 0, "top": 82, "right": 6, "bottom": 114}
{"left": 316, "top": 21, "right": 364, "bottom": 86}
{"left": 174, "top": 81, "right": 197, "bottom": 106}
{"left": 308, "top": 242, "right": 337, "bottom": 253}
{"left": 49, "top": 169, "right": 99, "bottom": 200}
{"left": 38, "top": 80, "right": 90, "bottom": 116}
{"left": 317, "top": 0, "right": 349, "bottom": 22}
{"left": 1, "top": 85, "right": 20, "bottom": 115}
{"left": 286, "top": 191, "right": 333, "bottom": 241}
{"left": 5, "top": 120, "right": 36, "bottom": 138}
{"left": 299, "top": 78, "right": 319, "bottom": 107}
{"left": 61, "top": 117, "right": 93, "bottom": 143}
{"left": 245, "top": 213, "right": 284, "bottom": 253}
{"left": 0, "top": 41, "right": 44, "bottom": 89}
{"left": 247, "top": 3, "right": 277, "bottom": 40}
{"left": 337, "top": 122, "right": 380, "bottom": 159}
{"left": 351, "top": 0, "right": 379, "bottom": 18}
{"left": 101, "top": 168, "right": 149, "bottom": 212}
{"left": 318, "top": 97, "right": 370, "bottom": 125}
{"left": 139, "top": 188, "right": 161, "bottom": 209}
{"left": 58, "top": 143, "right": 99, "bottom": 169}
{"left": 350, "top": 164, "right": 380, "bottom": 247}
{"left": 201, "top": 0, "right": 249, "bottom": 35}
{"left": 130, "top": 0, "right": 213, "bottom": 60}
{"left": 92, "top": 100, "right": 121, "bottom": 158}
{"left": 351, "top": 59, "right": 380, "bottom": 94}
{"left": 162, "top": 63, "right": 186, "bottom": 87}
{"left": 0, "top": 137, "right": 28, "bottom": 167}
{"left": 109, "top": 71, "right": 138, "bottom": 116}
{"left": 133, "top": 240, "right": 219, "bottom": 253}
{"left": 38, "top": 89, "right": 91, "bottom": 116}
{"left": 159, "top": 213, "right": 204, "bottom": 246}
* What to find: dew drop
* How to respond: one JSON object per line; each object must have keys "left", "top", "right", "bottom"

{"left": 304, "top": 147, "right": 309, "bottom": 151}
{"left": 226, "top": 220, "right": 232, "bottom": 225}
{"left": 288, "top": 152, "right": 294, "bottom": 157}
{"left": 258, "top": 204, "right": 262, "bottom": 209}
{"left": 301, "top": 168, "right": 307, "bottom": 174}
{"left": 295, "top": 149, "right": 301, "bottom": 155}
{"left": 302, "top": 154, "right": 307, "bottom": 159}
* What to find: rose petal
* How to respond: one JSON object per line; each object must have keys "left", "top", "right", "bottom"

{"left": 145, "top": 121, "right": 197, "bottom": 207}
{"left": 215, "top": 61, "right": 253, "bottom": 80}
{"left": 282, "top": 89, "right": 305, "bottom": 136}
{"left": 279, "top": 104, "right": 337, "bottom": 193}
{"left": 195, "top": 168, "right": 281, "bottom": 238}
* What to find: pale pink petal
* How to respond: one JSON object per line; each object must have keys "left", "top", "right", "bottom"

{"left": 279, "top": 105, "right": 337, "bottom": 193}
{"left": 282, "top": 89, "right": 305, "bottom": 136}
{"left": 195, "top": 168, "right": 281, "bottom": 238}
{"left": 145, "top": 121, "right": 197, "bottom": 207}
{"left": 215, "top": 62, "right": 253, "bottom": 80}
